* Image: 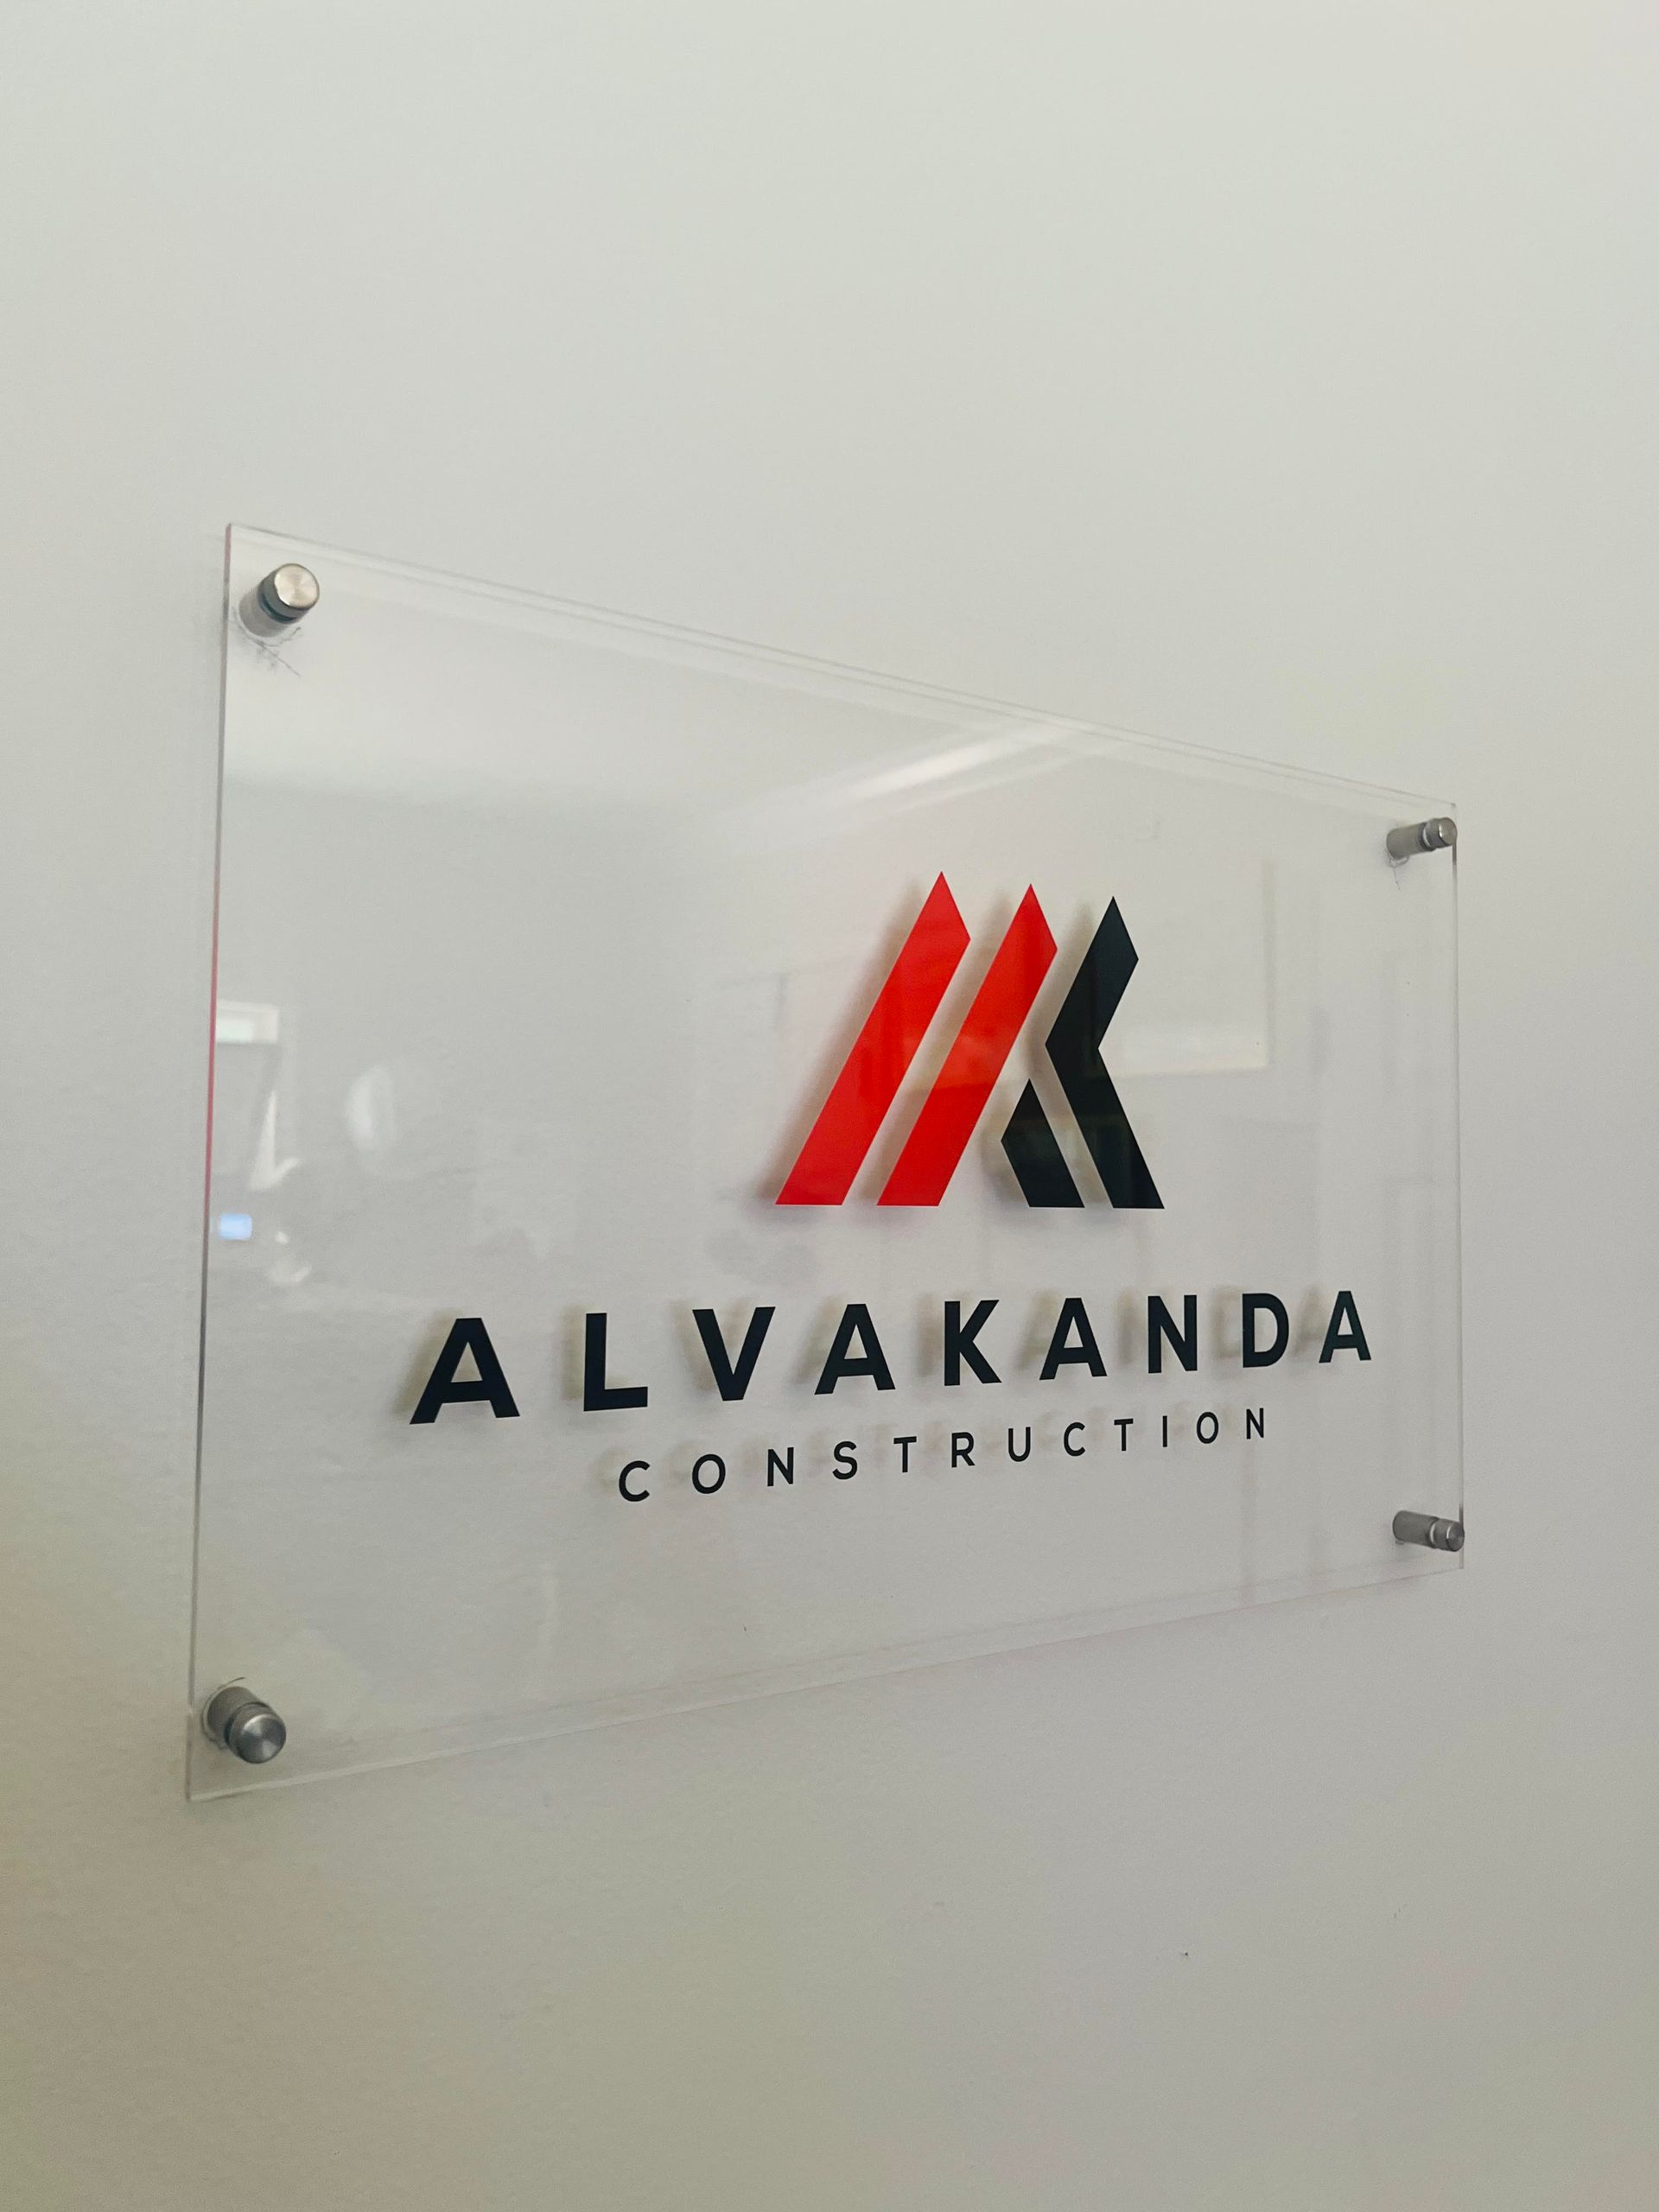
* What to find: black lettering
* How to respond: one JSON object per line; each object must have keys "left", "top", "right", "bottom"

{"left": 1196, "top": 1411, "right": 1219, "bottom": 1443}
{"left": 950, "top": 1431, "right": 975, "bottom": 1468}
{"left": 1039, "top": 1298, "right": 1106, "bottom": 1380}
{"left": 1319, "top": 1292, "right": 1371, "bottom": 1363}
{"left": 1242, "top": 1293, "right": 1289, "bottom": 1368}
{"left": 618, "top": 1459, "right": 651, "bottom": 1503}
{"left": 1246, "top": 1408, "right": 1265, "bottom": 1440}
{"left": 690, "top": 1452, "right": 726, "bottom": 1494}
{"left": 583, "top": 1312, "right": 648, "bottom": 1410}
{"left": 691, "top": 1306, "right": 775, "bottom": 1401}
{"left": 816, "top": 1304, "right": 895, "bottom": 1394}
{"left": 766, "top": 1446, "right": 795, "bottom": 1487}
{"left": 1063, "top": 1421, "right": 1086, "bottom": 1457}
{"left": 410, "top": 1318, "right": 519, "bottom": 1425}
{"left": 1114, "top": 1417, "right": 1133, "bottom": 1451}
{"left": 1007, "top": 1426, "right": 1032, "bottom": 1463}
{"left": 944, "top": 1298, "right": 1000, "bottom": 1385}
{"left": 1147, "top": 1294, "right": 1198, "bottom": 1374}
{"left": 832, "top": 1440, "right": 858, "bottom": 1480}
{"left": 893, "top": 1434, "right": 917, "bottom": 1472}
{"left": 1161, "top": 1414, "right": 1170, "bottom": 1448}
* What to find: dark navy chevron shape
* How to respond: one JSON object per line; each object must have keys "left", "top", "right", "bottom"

{"left": 1000, "top": 900, "right": 1162, "bottom": 1210}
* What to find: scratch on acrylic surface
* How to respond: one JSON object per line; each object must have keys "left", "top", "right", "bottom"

{"left": 232, "top": 606, "right": 303, "bottom": 678}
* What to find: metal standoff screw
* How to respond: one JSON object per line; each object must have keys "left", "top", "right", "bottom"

{"left": 255, "top": 563, "right": 320, "bottom": 625}
{"left": 1385, "top": 816, "right": 1457, "bottom": 862}
{"left": 1392, "top": 1510, "right": 1465, "bottom": 1553}
{"left": 201, "top": 1684, "right": 288, "bottom": 1764}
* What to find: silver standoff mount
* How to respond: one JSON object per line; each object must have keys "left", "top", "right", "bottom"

{"left": 240, "top": 562, "right": 321, "bottom": 639}
{"left": 200, "top": 1683, "right": 289, "bottom": 1764}
{"left": 1392, "top": 1510, "right": 1465, "bottom": 1553}
{"left": 1386, "top": 817, "right": 1457, "bottom": 862}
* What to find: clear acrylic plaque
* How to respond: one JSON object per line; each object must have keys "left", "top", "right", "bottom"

{"left": 190, "top": 526, "right": 1462, "bottom": 1795}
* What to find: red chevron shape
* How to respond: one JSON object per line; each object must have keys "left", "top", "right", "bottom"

{"left": 878, "top": 887, "right": 1057, "bottom": 1206}
{"left": 776, "top": 875, "right": 970, "bottom": 1205}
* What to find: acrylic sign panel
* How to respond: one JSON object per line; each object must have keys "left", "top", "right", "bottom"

{"left": 190, "top": 527, "right": 1462, "bottom": 1794}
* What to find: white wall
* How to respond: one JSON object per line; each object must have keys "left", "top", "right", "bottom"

{"left": 3, "top": 5, "right": 1656, "bottom": 2206}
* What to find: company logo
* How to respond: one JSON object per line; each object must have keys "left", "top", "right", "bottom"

{"left": 777, "top": 875, "right": 1161, "bottom": 1210}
